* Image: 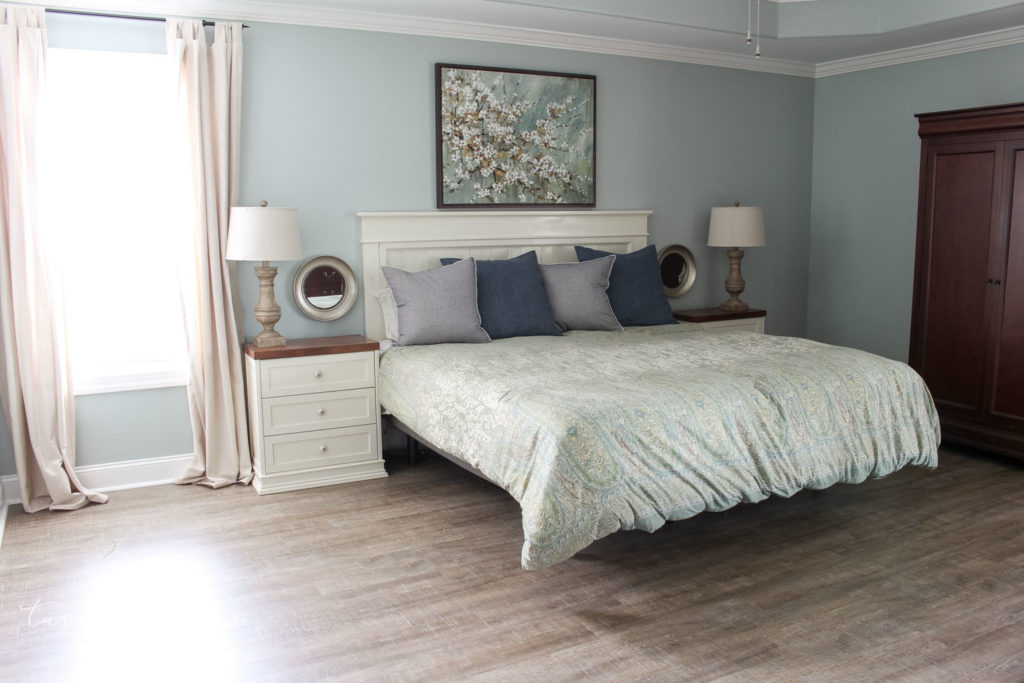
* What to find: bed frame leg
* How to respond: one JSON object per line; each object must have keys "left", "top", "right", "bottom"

{"left": 407, "top": 435, "right": 420, "bottom": 466}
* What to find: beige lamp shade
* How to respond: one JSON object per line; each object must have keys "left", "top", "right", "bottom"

{"left": 708, "top": 206, "right": 766, "bottom": 248}
{"left": 226, "top": 206, "right": 302, "bottom": 261}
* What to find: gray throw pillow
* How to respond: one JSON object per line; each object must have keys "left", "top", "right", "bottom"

{"left": 381, "top": 258, "right": 491, "bottom": 346}
{"left": 539, "top": 256, "right": 623, "bottom": 331}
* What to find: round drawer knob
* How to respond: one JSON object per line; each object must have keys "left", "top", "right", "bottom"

{"left": 314, "top": 370, "right": 323, "bottom": 378}
{"left": 319, "top": 445, "right": 327, "bottom": 452}
{"left": 317, "top": 408, "right": 326, "bottom": 416}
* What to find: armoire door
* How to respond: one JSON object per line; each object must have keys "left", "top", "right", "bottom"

{"left": 910, "top": 139, "right": 1004, "bottom": 421}
{"left": 989, "top": 138, "right": 1024, "bottom": 431}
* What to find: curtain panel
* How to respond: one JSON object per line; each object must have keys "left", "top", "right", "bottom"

{"left": 0, "top": 3, "right": 106, "bottom": 511}
{"left": 168, "top": 20, "right": 252, "bottom": 488}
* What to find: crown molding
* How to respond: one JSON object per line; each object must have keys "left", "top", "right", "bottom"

{"left": 36, "top": 1, "right": 1024, "bottom": 79}
{"left": 815, "top": 24, "right": 1024, "bottom": 78}
{"left": 206, "top": 3, "right": 819, "bottom": 77}
{"left": 39, "top": 0, "right": 815, "bottom": 76}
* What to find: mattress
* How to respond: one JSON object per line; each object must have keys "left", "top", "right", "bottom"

{"left": 378, "top": 324, "right": 940, "bottom": 570}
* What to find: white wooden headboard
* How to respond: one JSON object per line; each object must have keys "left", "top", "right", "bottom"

{"left": 358, "top": 210, "right": 652, "bottom": 341}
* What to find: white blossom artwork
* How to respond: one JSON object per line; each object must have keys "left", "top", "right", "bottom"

{"left": 436, "top": 64, "right": 595, "bottom": 207}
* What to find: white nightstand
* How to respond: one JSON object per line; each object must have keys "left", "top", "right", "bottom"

{"left": 673, "top": 308, "right": 766, "bottom": 333}
{"left": 244, "top": 336, "right": 387, "bottom": 494}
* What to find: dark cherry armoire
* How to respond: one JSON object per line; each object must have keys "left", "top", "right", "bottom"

{"left": 912, "top": 102, "right": 1024, "bottom": 460}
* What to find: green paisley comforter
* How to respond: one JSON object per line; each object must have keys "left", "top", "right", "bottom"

{"left": 378, "top": 324, "right": 940, "bottom": 570}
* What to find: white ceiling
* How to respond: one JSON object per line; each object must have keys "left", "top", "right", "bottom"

{"left": 308, "top": 0, "right": 1024, "bottom": 62}
{"left": 37, "top": 0, "right": 1024, "bottom": 76}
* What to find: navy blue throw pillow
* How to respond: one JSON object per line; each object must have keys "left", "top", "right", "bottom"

{"left": 574, "top": 244, "right": 677, "bottom": 326}
{"left": 439, "top": 251, "right": 562, "bottom": 339}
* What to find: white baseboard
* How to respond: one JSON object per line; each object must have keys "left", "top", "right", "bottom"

{"left": 0, "top": 452, "right": 194, "bottom": 508}
{"left": 1, "top": 476, "right": 18, "bottom": 512}
{"left": 0, "top": 484, "right": 7, "bottom": 549}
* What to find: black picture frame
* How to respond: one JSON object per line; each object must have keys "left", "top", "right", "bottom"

{"left": 435, "top": 63, "right": 596, "bottom": 209}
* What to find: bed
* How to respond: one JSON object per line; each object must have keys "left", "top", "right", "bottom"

{"left": 360, "top": 211, "right": 941, "bottom": 570}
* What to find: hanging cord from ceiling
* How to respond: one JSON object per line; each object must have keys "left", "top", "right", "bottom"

{"left": 746, "top": 0, "right": 761, "bottom": 59}
{"left": 746, "top": 0, "right": 752, "bottom": 45}
{"left": 755, "top": 0, "right": 761, "bottom": 59}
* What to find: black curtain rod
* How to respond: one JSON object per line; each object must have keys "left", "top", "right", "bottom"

{"left": 45, "top": 8, "right": 249, "bottom": 28}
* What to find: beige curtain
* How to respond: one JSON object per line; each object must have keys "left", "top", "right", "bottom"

{"left": 168, "top": 19, "right": 251, "bottom": 488}
{"left": 0, "top": 4, "right": 106, "bottom": 512}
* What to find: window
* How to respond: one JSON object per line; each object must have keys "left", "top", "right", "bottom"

{"left": 38, "top": 48, "right": 191, "bottom": 394}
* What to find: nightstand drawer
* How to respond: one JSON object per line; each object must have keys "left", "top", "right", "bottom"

{"left": 260, "top": 352, "right": 375, "bottom": 397}
{"left": 673, "top": 308, "right": 766, "bottom": 334}
{"left": 262, "top": 389, "right": 377, "bottom": 436}
{"left": 699, "top": 318, "right": 765, "bottom": 333}
{"left": 263, "top": 425, "right": 378, "bottom": 474}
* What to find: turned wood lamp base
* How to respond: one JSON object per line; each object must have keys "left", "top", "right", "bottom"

{"left": 718, "top": 247, "right": 750, "bottom": 312}
{"left": 253, "top": 261, "right": 287, "bottom": 348}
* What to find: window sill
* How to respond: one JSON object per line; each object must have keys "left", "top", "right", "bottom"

{"left": 73, "top": 371, "right": 188, "bottom": 396}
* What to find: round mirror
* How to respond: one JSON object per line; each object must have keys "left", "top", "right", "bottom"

{"left": 293, "top": 256, "right": 358, "bottom": 321}
{"left": 657, "top": 244, "right": 696, "bottom": 297}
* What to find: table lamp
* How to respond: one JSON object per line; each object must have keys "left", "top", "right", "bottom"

{"left": 226, "top": 201, "right": 302, "bottom": 347}
{"left": 708, "top": 202, "right": 765, "bottom": 312}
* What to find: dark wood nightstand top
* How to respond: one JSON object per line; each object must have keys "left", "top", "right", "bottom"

{"left": 245, "top": 335, "right": 380, "bottom": 360}
{"left": 673, "top": 308, "right": 767, "bottom": 323}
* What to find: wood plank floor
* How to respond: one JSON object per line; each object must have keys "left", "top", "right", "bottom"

{"left": 1, "top": 445, "right": 1022, "bottom": 681}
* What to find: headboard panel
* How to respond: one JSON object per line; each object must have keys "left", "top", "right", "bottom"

{"left": 358, "top": 210, "right": 652, "bottom": 341}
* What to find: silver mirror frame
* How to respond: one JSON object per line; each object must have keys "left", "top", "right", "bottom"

{"left": 293, "top": 255, "right": 358, "bottom": 321}
{"left": 657, "top": 244, "right": 697, "bottom": 298}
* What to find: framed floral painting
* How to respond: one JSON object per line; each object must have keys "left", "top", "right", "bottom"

{"left": 436, "top": 63, "right": 596, "bottom": 208}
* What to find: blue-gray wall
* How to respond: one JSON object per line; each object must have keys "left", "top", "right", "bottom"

{"left": 807, "top": 43, "right": 1024, "bottom": 361}
{"left": 239, "top": 23, "right": 814, "bottom": 343}
{"left": 74, "top": 388, "right": 193, "bottom": 467}
{"left": 0, "top": 410, "right": 13, "bottom": 476}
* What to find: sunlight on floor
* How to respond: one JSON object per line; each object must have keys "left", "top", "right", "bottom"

{"left": 71, "top": 546, "right": 240, "bottom": 682}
